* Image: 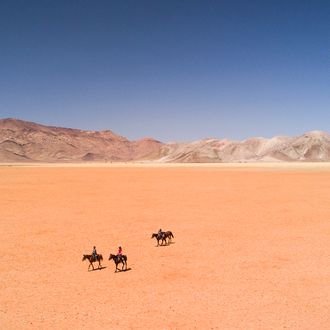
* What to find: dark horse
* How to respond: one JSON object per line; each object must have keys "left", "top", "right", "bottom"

{"left": 164, "top": 231, "right": 174, "bottom": 244}
{"left": 109, "top": 254, "right": 128, "bottom": 272}
{"left": 82, "top": 254, "right": 103, "bottom": 271}
{"left": 151, "top": 232, "right": 166, "bottom": 246}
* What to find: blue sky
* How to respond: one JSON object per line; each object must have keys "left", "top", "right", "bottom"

{"left": 0, "top": 0, "right": 329, "bottom": 141}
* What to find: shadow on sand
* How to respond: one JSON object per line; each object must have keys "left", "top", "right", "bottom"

{"left": 88, "top": 266, "right": 107, "bottom": 272}
{"left": 115, "top": 267, "right": 132, "bottom": 273}
{"left": 155, "top": 241, "right": 175, "bottom": 247}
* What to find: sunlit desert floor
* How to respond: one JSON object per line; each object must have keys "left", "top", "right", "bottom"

{"left": 1, "top": 164, "right": 330, "bottom": 329}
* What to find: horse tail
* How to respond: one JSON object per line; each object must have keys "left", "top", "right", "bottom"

{"left": 99, "top": 254, "right": 103, "bottom": 261}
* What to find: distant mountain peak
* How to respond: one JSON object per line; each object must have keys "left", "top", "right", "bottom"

{"left": 303, "top": 130, "right": 328, "bottom": 137}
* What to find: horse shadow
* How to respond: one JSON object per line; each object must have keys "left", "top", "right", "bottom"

{"left": 116, "top": 267, "right": 132, "bottom": 273}
{"left": 156, "top": 241, "right": 175, "bottom": 247}
{"left": 88, "top": 266, "right": 107, "bottom": 272}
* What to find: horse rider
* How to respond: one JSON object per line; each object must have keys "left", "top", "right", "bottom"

{"left": 117, "top": 246, "right": 123, "bottom": 261}
{"left": 158, "top": 229, "right": 163, "bottom": 239}
{"left": 92, "top": 246, "right": 98, "bottom": 261}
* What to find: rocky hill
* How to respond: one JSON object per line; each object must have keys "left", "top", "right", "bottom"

{"left": 1, "top": 118, "right": 329, "bottom": 162}
{"left": 159, "top": 131, "right": 330, "bottom": 162}
{"left": 0, "top": 118, "right": 162, "bottom": 162}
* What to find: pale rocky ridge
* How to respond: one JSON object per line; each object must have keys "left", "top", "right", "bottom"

{"left": 0, "top": 118, "right": 330, "bottom": 162}
{"left": 158, "top": 131, "right": 330, "bottom": 162}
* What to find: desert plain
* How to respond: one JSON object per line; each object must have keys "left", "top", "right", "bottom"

{"left": 0, "top": 163, "right": 330, "bottom": 329}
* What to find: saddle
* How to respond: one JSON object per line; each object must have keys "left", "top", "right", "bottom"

{"left": 116, "top": 255, "right": 124, "bottom": 262}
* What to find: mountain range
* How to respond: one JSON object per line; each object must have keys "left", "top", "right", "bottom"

{"left": 1, "top": 118, "right": 330, "bottom": 162}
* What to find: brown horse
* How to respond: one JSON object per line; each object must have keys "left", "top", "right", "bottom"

{"left": 151, "top": 232, "right": 166, "bottom": 246}
{"left": 164, "top": 231, "right": 174, "bottom": 244}
{"left": 109, "top": 254, "right": 128, "bottom": 272}
{"left": 152, "top": 231, "right": 174, "bottom": 246}
{"left": 82, "top": 254, "right": 103, "bottom": 271}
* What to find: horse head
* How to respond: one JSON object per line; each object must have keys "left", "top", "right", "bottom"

{"left": 82, "top": 255, "right": 88, "bottom": 261}
{"left": 109, "top": 254, "right": 115, "bottom": 261}
{"left": 151, "top": 233, "right": 157, "bottom": 239}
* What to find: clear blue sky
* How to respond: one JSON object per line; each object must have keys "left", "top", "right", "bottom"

{"left": 0, "top": 0, "right": 329, "bottom": 141}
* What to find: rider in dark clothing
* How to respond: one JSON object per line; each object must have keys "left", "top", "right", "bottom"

{"left": 92, "top": 246, "right": 97, "bottom": 260}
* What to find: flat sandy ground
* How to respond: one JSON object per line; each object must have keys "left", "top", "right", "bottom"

{"left": 0, "top": 164, "right": 329, "bottom": 329}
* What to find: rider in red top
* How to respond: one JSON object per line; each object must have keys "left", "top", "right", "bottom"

{"left": 117, "top": 246, "right": 122, "bottom": 256}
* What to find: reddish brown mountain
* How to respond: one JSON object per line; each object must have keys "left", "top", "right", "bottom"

{"left": 1, "top": 118, "right": 330, "bottom": 162}
{"left": 0, "top": 118, "right": 163, "bottom": 162}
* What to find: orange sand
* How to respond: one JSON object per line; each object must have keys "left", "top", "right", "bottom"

{"left": 0, "top": 165, "right": 330, "bottom": 329}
